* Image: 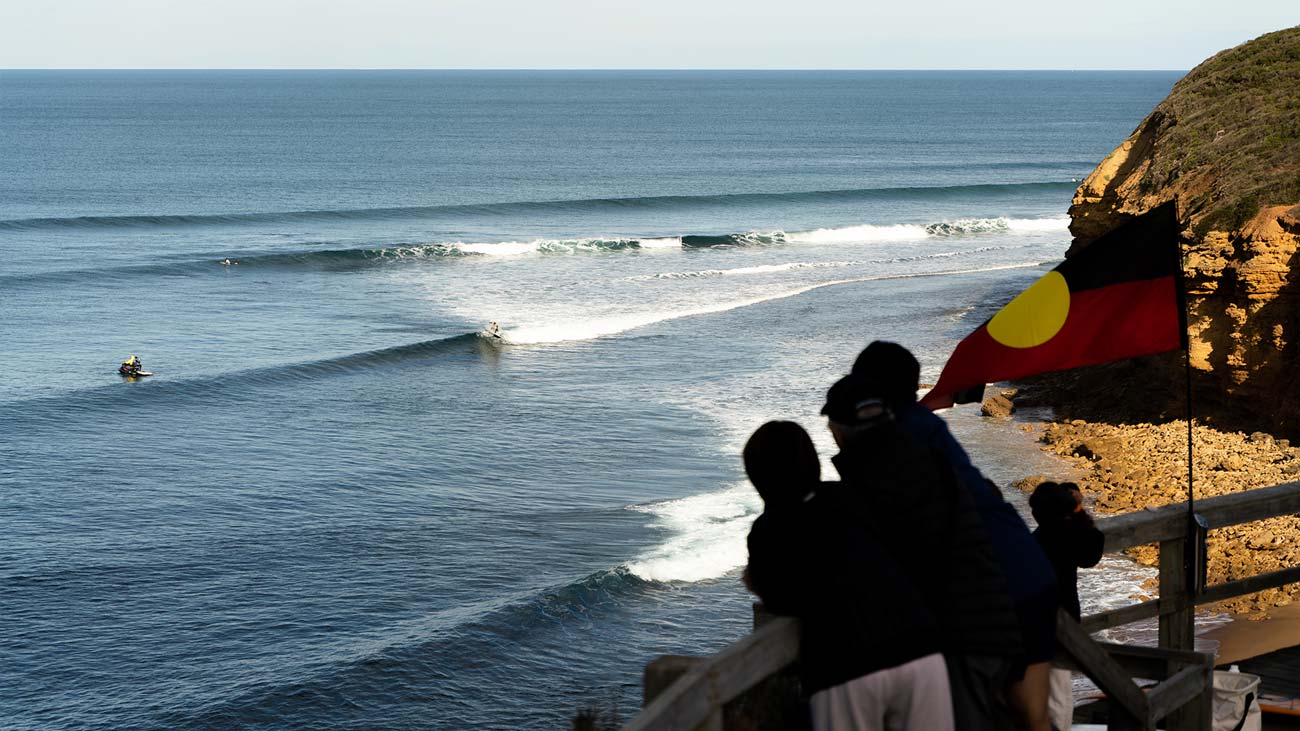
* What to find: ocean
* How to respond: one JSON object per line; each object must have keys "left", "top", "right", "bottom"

{"left": 2, "top": 70, "right": 1182, "bottom": 730}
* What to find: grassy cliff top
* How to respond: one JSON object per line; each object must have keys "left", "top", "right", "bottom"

{"left": 1139, "top": 26, "right": 1300, "bottom": 234}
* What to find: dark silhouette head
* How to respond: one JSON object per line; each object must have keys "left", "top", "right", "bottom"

{"left": 744, "top": 421, "right": 821, "bottom": 505}
{"left": 821, "top": 371, "right": 896, "bottom": 448}
{"left": 1029, "top": 481, "right": 1079, "bottom": 525}
{"left": 851, "top": 341, "right": 921, "bottom": 411}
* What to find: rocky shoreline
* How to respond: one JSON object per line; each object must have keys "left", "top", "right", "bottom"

{"left": 1004, "top": 398, "right": 1300, "bottom": 617}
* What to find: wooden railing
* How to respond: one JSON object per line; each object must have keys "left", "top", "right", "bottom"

{"left": 626, "top": 481, "right": 1300, "bottom": 731}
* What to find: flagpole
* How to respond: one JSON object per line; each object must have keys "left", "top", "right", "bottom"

{"left": 1175, "top": 205, "right": 1206, "bottom": 595}
{"left": 1185, "top": 349, "right": 1194, "bottom": 513}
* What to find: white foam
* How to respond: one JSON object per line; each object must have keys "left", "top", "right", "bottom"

{"left": 723, "top": 261, "right": 848, "bottom": 275}
{"left": 787, "top": 224, "right": 929, "bottom": 243}
{"left": 502, "top": 262, "right": 1042, "bottom": 345}
{"left": 1006, "top": 216, "right": 1071, "bottom": 232}
{"left": 638, "top": 237, "right": 684, "bottom": 249}
{"left": 784, "top": 217, "right": 1068, "bottom": 244}
{"left": 456, "top": 241, "right": 541, "bottom": 256}
{"left": 625, "top": 483, "right": 762, "bottom": 583}
{"left": 626, "top": 260, "right": 856, "bottom": 281}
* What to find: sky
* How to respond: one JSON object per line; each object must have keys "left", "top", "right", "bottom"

{"left": 1, "top": 0, "right": 1296, "bottom": 69}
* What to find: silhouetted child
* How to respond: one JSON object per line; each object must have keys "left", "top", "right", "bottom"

{"left": 1030, "top": 481, "right": 1105, "bottom": 731}
{"left": 744, "top": 420, "right": 954, "bottom": 731}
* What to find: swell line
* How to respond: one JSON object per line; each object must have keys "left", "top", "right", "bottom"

{"left": 17, "top": 333, "right": 485, "bottom": 416}
{"left": 1, "top": 216, "right": 1068, "bottom": 289}
{"left": 0, "top": 181, "right": 1077, "bottom": 232}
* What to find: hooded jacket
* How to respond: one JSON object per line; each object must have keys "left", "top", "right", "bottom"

{"left": 897, "top": 403, "right": 1056, "bottom": 603}
{"left": 831, "top": 421, "right": 1023, "bottom": 659}
{"left": 747, "top": 481, "right": 941, "bottom": 693}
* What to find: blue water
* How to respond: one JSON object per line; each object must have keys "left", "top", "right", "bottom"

{"left": 1, "top": 70, "right": 1180, "bottom": 730}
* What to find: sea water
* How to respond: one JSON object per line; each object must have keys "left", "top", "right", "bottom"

{"left": 1, "top": 70, "right": 1181, "bottom": 730}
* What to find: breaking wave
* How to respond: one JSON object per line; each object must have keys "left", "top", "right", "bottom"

{"left": 625, "top": 484, "right": 761, "bottom": 583}
{"left": 499, "top": 261, "right": 1042, "bottom": 345}
{"left": 1, "top": 216, "right": 1065, "bottom": 288}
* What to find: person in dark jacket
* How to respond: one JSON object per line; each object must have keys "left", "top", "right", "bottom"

{"left": 1030, "top": 481, "right": 1105, "bottom": 620}
{"left": 821, "top": 375, "right": 1022, "bottom": 731}
{"left": 745, "top": 420, "right": 954, "bottom": 731}
{"left": 853, "top": 341, "right": 1059, "bottom": 731}
{"left": 1030, "top": 481, "right": 1105, "bottom": 730}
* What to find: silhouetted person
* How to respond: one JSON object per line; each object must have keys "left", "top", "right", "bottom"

{"left": 821, "top": 375, "right": 1022, "bottom": 731}
{"left": 745, "top": 420, "right": 954, "bottom": 731}
{"left": 1031, "top": 481, "right": 1104, "bottom": 731}
{"left": 854, "top": 341, "right": 1058, "bottom": 731}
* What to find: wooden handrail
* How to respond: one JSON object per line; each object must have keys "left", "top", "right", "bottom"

{"left": 1079, "top": 481, "right": 1300, "bottom": 633}
{"left": 627, "top": 480, "right": 1300, "bottom": 730}
{"left": 1093, "top": 481, "right": 1300, "bottom": 553}
{"left": 626, "top": 617, "right": 799, "bottom": 731}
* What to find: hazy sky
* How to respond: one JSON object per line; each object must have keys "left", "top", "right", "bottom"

{"left": 2, "top": 0, "right": 1296, "bottom": 69}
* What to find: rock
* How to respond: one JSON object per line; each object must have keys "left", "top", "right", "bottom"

{"left": 1247, "top": 531, "right": 1280, "bottom": 549}
{"left": 1041, "top": 28, "right": 1300, "bottom": 440}
{"left": 1028, "top": 416, "right": 1300, "bottom": 616}
{"left": 1012, "top": 476, "right": 1047, "bottom": 493}
{"left": 1215, "top": 454, "right": 1245, "bottom": 471}
{"left": 981, "top": 393, "right": 1016, "bottom": 418}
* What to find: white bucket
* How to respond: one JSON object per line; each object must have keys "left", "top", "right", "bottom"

{"left": 1212, "top": 670, "right": 1261, "bottom": 731}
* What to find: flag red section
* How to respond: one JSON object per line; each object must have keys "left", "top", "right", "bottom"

{"left": 920, "top": 275, "right": 1181, "bottom": 410}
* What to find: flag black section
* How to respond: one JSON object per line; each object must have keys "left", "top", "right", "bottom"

{"left": 1058, "top": 201, "right": 1180, "bottom": 293}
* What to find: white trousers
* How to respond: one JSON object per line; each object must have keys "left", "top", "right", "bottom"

{"left": 1048, "top": 666, "right": 1074, "bottom": 731}
{"left": 809, "top": 652, "right": 955, "bottom": 731}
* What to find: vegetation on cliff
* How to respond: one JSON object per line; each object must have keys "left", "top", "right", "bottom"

{"left": 1071, "top": 26, "right": 1300, "bottom": 243}
{"left": 1148, "top": 26, "right": 1300, "bottom": 235}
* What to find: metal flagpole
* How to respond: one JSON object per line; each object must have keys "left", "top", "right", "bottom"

{"left": 1176, "top": 206, "right": 1208, "bottom": 594}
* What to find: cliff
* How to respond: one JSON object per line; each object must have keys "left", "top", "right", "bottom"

{"left": 1053, "top": 26, "right": 1300, "bottom": 437}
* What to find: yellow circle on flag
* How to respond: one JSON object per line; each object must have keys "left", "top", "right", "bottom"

{"left": 986, "top": 270, "right": 1070, "bottom": 348}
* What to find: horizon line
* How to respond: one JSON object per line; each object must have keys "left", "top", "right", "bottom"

{"left": 2, "top": 67, "right": 1190, "bottom": 73}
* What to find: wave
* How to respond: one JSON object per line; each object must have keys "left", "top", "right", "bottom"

{"left": 501, "top": 261, "right": 1042, "bottom": 345}
{"left": 148, "top": 566, "right": 656, "bottom": 729}
{"left": 625, "top": 484, "right": 760, "bottom": 583}
{"left": 0, "top": 181, "right": 1076, "bottom": 232}
{"left": 222, "top": 219, "right": 1036, "bottom": 268}
{"left": 14, "top": 333, "right": 487, "bottom": 416}
{"left": 924, "top": 215, "right": 1070, "bottom": 236}
{"left": 787, "top": 223, "right": 929, "bottom": 243}
{"left": 1, "top": 215, "right": 1065, "bottom": 288}
{"left": 681, "top": 231, "right": 786, "bottom": 247}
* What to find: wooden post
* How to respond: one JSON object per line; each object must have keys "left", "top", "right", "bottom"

{"left": 643, "top": 655, "right": 705, "bottom": 704}
{"left": 1159, "top": 534, "right": 1209, "bottom": 731}
{"left": 1158, "top": 536, "right": 1193, "bottom": 651}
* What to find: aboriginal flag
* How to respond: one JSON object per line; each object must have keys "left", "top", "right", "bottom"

{"left": 920, "top": 202, "right": 1185, "bottom": 410}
